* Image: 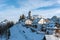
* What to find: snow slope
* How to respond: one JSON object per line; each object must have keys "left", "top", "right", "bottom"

{"left": 9, "top": 23, "right": 45, "bottom": 40}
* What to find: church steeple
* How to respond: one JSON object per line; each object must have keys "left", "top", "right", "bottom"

{"left": 28, "top": 11, "right": 31, "bottom": 19}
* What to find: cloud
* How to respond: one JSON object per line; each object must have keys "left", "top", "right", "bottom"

{"left": 32, "top": 8, "right": 60, "bottom": 18}
{"left": 34, "top": 4, "right": 60, "bottom": 10}
{"left": 0, "top": 6, "right": 20, "bottom": 22}
{"left": 20, "top": 0, "right": 55, "bottom": 9}
{"left": 0, "top": 0, "right": 60, "bottom": 22}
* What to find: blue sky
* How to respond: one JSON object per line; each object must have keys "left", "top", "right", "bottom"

{"left": 0, "top": 0, "right": 60, "bottom": 22}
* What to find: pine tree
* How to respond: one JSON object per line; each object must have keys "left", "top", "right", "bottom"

{"left": 22, "top": 14, "right": 25, "bottom": 19}
{"left": 19, "top": 14, "right": 25, "bottom": 21}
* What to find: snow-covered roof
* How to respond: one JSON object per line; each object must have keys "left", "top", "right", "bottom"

{"left": 25, "top": 19, "right": 32, "bottom": 25}
{"left": 38, "top": 18, "right": 47, "bottom": 24}
{"left": 33, "top": 18, "right": 41, "bottom": 24}
{"left": 33, "top": 18, "right": 49, "bottom": 25}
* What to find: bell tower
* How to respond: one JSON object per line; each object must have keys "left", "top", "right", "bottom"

{"left": 28, "top": 11, "right": 31, "bottom": 19}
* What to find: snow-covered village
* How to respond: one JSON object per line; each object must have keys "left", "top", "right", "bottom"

{"left": 0, "top": 0, "right": 60, "bottom": 40}
{"left": 0, "top": 11, "right": 60, "bottom": 40}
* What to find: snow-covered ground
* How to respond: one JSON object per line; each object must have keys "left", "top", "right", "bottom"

{"left": 45, "top": 35, "right": 60, "bottom": 40}
{"left": 0, "top": 22, "right": 60, "bottom": 40}
{"left": 9, "top": 23, "right": 45, "bottom": 40}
